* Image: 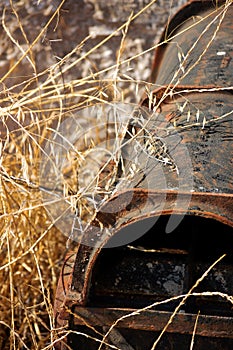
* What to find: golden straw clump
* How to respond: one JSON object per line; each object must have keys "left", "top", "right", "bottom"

{"left": 0, "top": 0, "right": 165, "bottom": 348}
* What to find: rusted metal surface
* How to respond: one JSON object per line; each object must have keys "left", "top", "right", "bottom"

{"left": 150, "top": 0, "right": 233, "bottom": 88}
{"left": 54, "top": 0, "right": 233, "bottom": 349}
{"left": 69, "top": 327, "right": 233, "bottom": 350}
{"left": 54, "top": 252, "right": 76, "bottom": 350}
{"left": 68, "top": 312, "right": 233, "bottom": 350}
{"left": 143, "top": 91, "right": 233, "bottom": 195}
{"left": 71, "top": 307, "right": 233, "bottom": 338}
{"left": 55, "top": 218, "right": 233, "bottom": 349}
{"left": 67, "top": 190, "right": 233, "bottom": 302}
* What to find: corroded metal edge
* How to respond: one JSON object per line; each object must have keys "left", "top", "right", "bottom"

{"left": 54, "top": 252, "right": 76, "bottom": 350}
{"left": 71, "top": 307, "right": 233, "bottom": 339}
{"left": 150, "top": 0, "right": 229, "bottom": 83}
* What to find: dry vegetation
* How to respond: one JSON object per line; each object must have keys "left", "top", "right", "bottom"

{"left": 0, "top": 0, "right": 232, "bottom": 349}
{"left": 0, "top": 1, "right": 170, "bottom": 348}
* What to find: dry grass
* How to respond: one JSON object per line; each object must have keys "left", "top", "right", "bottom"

{"left": 0, "top": 1, "right": 162, "bottom": 348}
{"left": 0, "top": 0, "right": 232, "bottom": 349}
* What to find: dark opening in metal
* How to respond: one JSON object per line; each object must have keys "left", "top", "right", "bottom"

{"left": 89, "top": 215, "right": 233, "bottom": 315}
{"left": 67, "top": 215, "right": 233, "bottom": 350}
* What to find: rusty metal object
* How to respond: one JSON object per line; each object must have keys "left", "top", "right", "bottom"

{"left": 54, "top": 1, "right": 233, "bottom": 349}
{"left": 56, "top": 221, "right": 233, "bottom": 349}
{"left": 140, "top": 0, "right": 233, "bottom": 227}
{"left": 150, "top": 0, "right": 232, "bottom": 88}
{"left": 150, "top": 0, "right": 232, "bottom": 85}
{"left": 54, "top": 252, "right": 76, "bottom": 347}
